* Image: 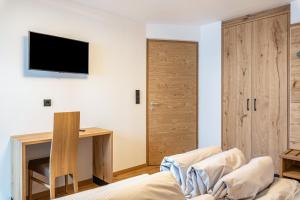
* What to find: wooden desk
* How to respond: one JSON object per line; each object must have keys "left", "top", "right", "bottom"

{"left": 11, "top": 128, "right": 113, "bottom": 200}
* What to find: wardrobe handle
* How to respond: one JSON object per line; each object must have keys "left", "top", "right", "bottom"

{"left": 254, "top": 98, "right": 257, "bottom": 111}
{"left": 247, "top": 99, "right": 250, "bottom": 111}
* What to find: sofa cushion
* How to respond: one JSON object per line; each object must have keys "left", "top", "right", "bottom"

{"left": 185, "top": 148, "right": 246, "bottom": 197}
{"left": 103, "top": 172, "right": 185, "bottom": 200}
{"left": 256, "top": 177, "right": 300, "bottom": 200}
{"left": 56, "top": 172, "right": 185, "bottom": 200}
{"left": 212, "top": 156, "right": 274, "bottom": 200}
{"left": 56, "top": 174, "right": 150, "bottom": 200}
{"left": 190, "top": 194, "right": 215, "bottom": 200}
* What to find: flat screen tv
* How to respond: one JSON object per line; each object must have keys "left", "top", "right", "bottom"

{"left": 29, "top": 32, "right": 89, "bottom": 74}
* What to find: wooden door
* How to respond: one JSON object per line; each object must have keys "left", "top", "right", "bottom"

{"left": 251, "top": 14, "right": 288, "bottom": 171}
{"left": 147, "top": 40, "right": 198, "bottom": 165}
{"left": 222, "top": 23, "right": 252, "bottom": 160}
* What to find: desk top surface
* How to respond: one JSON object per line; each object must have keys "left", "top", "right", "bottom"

{"left": 12, "top": 127, "right": 113, "bottom": 145}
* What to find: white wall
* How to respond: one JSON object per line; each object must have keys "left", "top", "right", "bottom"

{"left": 146, "top": 24, "right": 201, "bottom": 41}
{"left": 0, "top": 0, "right": 146, "bottom": 198}
{"left": 146, "top": 22, "right": 222, "bottom": 148}
{"left": 292, "top": 0, "right": 300, "bottom": 24}
{"left": 199, "top": 22, "right": 222, "bottom": 147}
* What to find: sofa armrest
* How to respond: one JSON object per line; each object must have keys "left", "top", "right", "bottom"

{"left": 56, "top": 174, "right": 150, "bottom": 199}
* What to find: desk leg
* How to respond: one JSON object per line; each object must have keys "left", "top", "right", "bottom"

{"left": 11, "top": 139, "right": 26, "bottom": 200}
{"left": 93, "top": 134, "right": 113, "bottom": 184}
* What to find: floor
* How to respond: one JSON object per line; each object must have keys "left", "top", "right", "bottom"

{"left": 32, "top": 165, "right": 160, "bottom": 200}
{"left": 113, "top": 165, "right": 160, "bottom": 182}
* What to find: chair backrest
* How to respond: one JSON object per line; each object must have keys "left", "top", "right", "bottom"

{"left": 50, "top": 112, "right": 80, "bottom": 177}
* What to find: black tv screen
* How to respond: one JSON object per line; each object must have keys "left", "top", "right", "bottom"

{"left": 29, "top": 32, "right": 89, "bottom": 74}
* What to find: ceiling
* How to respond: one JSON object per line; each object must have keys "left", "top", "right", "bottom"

{"left": 66, "top": 0, "right": 292, "bottom": 25}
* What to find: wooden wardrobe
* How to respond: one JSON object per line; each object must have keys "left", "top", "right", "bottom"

{"left": 290, "top": 24, "right": 300, "bottom": 149}
{"left": 222, "top": 6, "right": 290, "bottom": 171}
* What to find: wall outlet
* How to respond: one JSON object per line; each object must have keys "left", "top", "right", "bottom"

{"left": 43, "top": 99, "right": 52, "bottom": 107}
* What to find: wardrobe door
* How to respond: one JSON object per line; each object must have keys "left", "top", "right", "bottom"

{"left": 290, "top": 24, "right": 300, "bottom": 149}
{"left": 251, "top": 14, "right": 288, "bottom": 171}
{"left": 222, "top": 23, "right": 252, "bottom": 160}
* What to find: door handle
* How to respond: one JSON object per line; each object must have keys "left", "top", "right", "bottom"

{"left": 254, "top": 98, "right": 257, "bottom": 111}
{"left": 247, "top": 99, "right": 250, "bottom": 111}
{"left": 150, "top": 101, "right": 161, "bottom": 111}
{"left": 150, "top": 101, "right": 161, "bottom": 106}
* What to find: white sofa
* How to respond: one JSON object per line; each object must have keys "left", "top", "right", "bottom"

{"left": 57, "top": 171, "right": 300, "bottom": 200}
{"left": 57, "top": 172, "right": 188, "bottom": 200}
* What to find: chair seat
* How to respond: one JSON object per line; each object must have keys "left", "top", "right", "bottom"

{"left": 28, "top": 157, "right": 50, "bottom": 177}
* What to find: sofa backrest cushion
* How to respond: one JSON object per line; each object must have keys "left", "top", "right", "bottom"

{"left": 102, "top": 172, "right": 185, "bottom": 200}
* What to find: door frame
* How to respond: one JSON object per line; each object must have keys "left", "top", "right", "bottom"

{"left": 146, "top": 39, "right": 199, "bottom": 165}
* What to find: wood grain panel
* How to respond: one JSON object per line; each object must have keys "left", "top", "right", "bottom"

{"left": 290, "top": 66, "right": 300, "bottom": 103}
{"left": 290, "top": 103, "right": 300, "bottom": 149}
{"left": 12, "top": 128, "right": 112, "bottom": 145}
{"left": 290, "top": 24, "right": 300, "bottom": 149}
{"left": 93, "top": 134, "right": 113, "bottom": 183}
{"left": 50, "top": 112, "right": 80, "bottom": 198}
{"left": 223, "top": 5, "right": 290, "bottom": 28}
{"left": 147, "top": 40, "right": 198, "bottom": 165}
{"left": 251, "top": 14, "right": 288, "bottom": 172}
{"left": 222, "top": 23, "right": 252, "bottom": 160}
{"left": 51, "top": 112, "right": 80, "bottom": 177}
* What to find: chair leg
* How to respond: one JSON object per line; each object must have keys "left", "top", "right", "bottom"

{"left": 72, "top": 173, "right": 79, "bottom": 193}
{"left": 65, "top": 175, "right": 68, "bottom": 194}
{"left": 28, "top": 170, "right": 33, "bottom": 200}
{"left": 50, "top": 176, "right": 56, "bottom": 199}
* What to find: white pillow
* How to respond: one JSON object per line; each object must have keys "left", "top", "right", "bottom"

{"left": 185, "top": 148, "right": 246, "bottom": 197}
{"left": 212, "top": 156, "right": 274, "bottom": 200}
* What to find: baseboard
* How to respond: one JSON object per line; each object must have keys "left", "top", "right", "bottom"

{"left": 113, "top": 163, "right": 148, "bottom": 176}
{"left": 30, "top": 178, "right": 93, "bottom": 199}
{"left": 30, "top": 165, "right": 149, "bottom": 199}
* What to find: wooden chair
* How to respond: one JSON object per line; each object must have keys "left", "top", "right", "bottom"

{"left": 28, "top": 112, "right": 80, "bottom": 199}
